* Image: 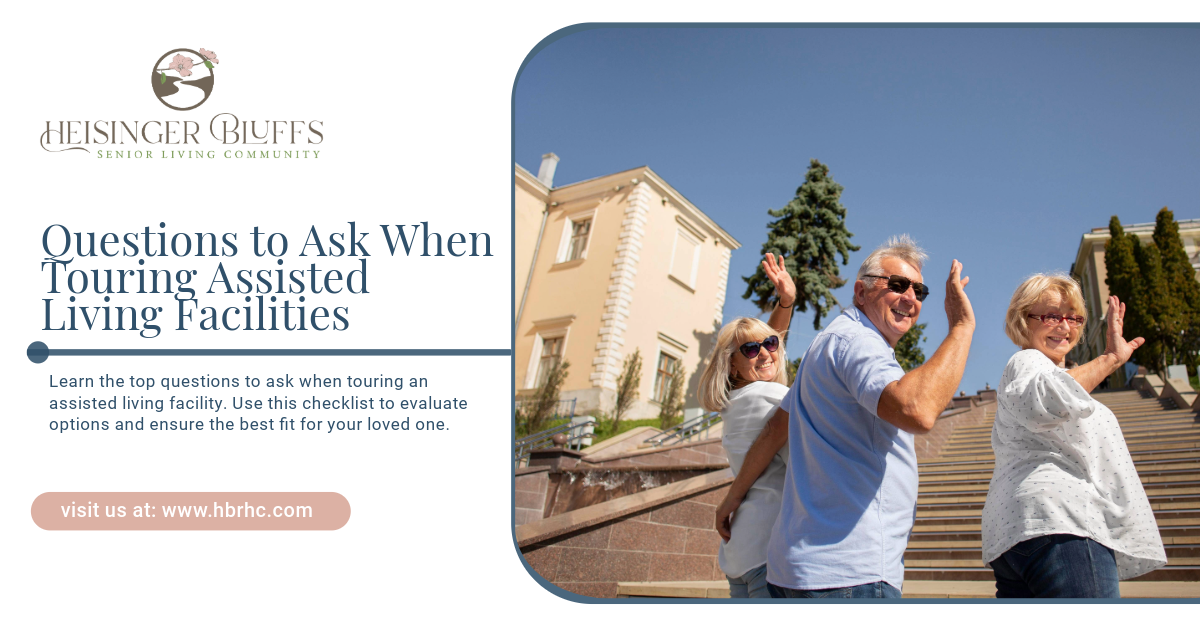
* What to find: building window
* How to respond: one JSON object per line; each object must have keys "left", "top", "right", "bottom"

{"left": 555, "top": 210, "right": 596, "bottom": 264}
{"left": 535, "top": 336, "right": 564, "bottom": 387}
{"left": 653, "top": 352, "right": 680, "bottom": 403}
{"left": 669, "top": 228, "right": 701, "bottom": 289}
{"left": 522, "top": 315, "right": 575, "bottom": 391}
{"left": 566, "top": 218, "right": 591, "bottom": 262}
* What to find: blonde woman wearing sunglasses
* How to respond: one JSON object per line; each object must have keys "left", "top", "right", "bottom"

{"left": 697, "top": 253, "right": 795, "bottom": 598}
{"left": 981, "top": 274, "right": 1165, "bottom": 597}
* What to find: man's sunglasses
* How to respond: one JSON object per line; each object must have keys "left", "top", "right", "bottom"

{"left": 738, "top": 335, "right": 779, "bottom": 359}
{"left": 861, "top": 274, "right": 930, "bottom": 302}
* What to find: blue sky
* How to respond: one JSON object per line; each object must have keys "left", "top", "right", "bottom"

{"left": 514, "top": 26, "right": 1200, "bottom": 394}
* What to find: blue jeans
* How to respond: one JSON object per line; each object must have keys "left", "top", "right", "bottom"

{"left": 990, "top": 534, "right": 1121, "bottom": 598}
{"left": 727, "top": 564, "right": 771, "bottom": 599}
{"left": 768, "top": 581, "right": 902, "bottom": 599}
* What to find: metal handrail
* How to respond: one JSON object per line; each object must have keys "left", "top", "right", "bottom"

{"left": 642, "top": 412, "right": 722, "bottom": 448}
{"left": 514, "top": 398, "right": 576, "bottom": 420}
{"left": 514, "top": 418, "right": 595, "bottom": 466}
{"left": 514, "top": 397, "right": 578, "bottom": 465}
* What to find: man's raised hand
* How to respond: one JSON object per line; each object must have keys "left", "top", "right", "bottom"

{"left": 944, "top": 259, "right": 975, "bottom": 332}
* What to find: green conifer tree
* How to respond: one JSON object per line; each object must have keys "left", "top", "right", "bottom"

{"left": 894, "top": 323, "right": 928, "bottom": 372}
{"left": 1132, "top": 238, "right": 1173, "bottom": 374}
{"left": 1104, "top": 216, "right": 1154, "bottom": 375}
{"left": 742, "top": 159, "right": 860, "bottom": 330}
{"left": 1153, "top": 208, "right": 1200, "bottom": 370}
{"left": 1104, "top": 216, "right": 1140, "bottom": 311}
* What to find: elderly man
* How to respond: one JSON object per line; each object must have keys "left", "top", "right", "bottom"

{"left": 715, "top": 235, "right": 975, "bottom": 598}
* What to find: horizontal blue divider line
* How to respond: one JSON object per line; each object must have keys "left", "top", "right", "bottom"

{"left": 46, "top": 349, "right": 512, "bottom": 357}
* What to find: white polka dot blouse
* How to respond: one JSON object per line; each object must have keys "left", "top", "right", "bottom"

{"left": 980, "top": 349, "right": 1166, "bottom": 579}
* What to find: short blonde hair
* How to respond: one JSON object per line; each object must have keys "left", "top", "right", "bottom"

{"left": 1004, "top": 272, "right": 1087, "bottom": 348}
{"left": 854, "top": 234, "right": 928, "bottom": 308}
{"left": 698, "top": 317, "right": 789, "bottom": 413}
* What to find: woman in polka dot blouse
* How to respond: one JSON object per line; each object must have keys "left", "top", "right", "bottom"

{"left": 980, "top": 273, "right": 1165, "bottom": 598}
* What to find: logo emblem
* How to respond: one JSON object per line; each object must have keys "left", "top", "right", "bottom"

{"left": 151, "top": 48, "right": 219, "bottom": 111}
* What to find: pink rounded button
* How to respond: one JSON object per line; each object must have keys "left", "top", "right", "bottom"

{"left": 32, "top": 492, "right": 350, "bottom": 530}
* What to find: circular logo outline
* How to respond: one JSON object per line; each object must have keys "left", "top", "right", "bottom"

{"left": 151, "top": 48, "right": 215, "bottom": 111}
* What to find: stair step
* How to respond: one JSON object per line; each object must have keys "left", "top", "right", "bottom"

{"left": 906, "top": 387, "right": 1200, "bottom": 591}
{"left": 613, "top": 580, "right": 1200, "bottom": 598}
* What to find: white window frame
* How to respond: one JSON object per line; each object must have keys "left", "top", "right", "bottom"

{"left": 668, "top": 227, "right": 702, "bottom": 289}
{"left": 522, "top": 315, "right": 575, "bottom": 390}
{"left": 652, "top": 346, "right": 683, "bottom": 404}
{"left": 534, "top": 336, "right": 565, "bottom": 388}
{"left": 555, "top": 207, "right": 598, "bottom": 264}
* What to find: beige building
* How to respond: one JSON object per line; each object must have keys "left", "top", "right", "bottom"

{"left": 515, "top": 154, "right": 741, "bottom": 419}
{"left": 1068, "top": 218, "right": 1200, "bottom": 386}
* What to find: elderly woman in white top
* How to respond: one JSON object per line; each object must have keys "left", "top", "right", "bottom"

{"left": 697, "top": 253, "right": 794, "bottom": 598}
{"left": 981, "top": 273, "right": 1166, "bottom": 598}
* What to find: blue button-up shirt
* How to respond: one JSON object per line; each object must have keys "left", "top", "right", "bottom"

{"left": 766, "top": 307, "right": 917, "bottom": 591}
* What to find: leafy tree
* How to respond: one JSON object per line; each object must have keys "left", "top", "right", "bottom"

{"left": 658, "top": 362, "right": 686, "bottom": 429}
{"left": 611, "top": 348, "right": 643, "bottom": 432}
{"left": 742, "top": 159, "right": 860, "bottom": 330}
{"left": 894, "top": 323, "right": 928, "bottom": 372}
{"left": 524, "top": 360, "right": 570, "bottom": 435}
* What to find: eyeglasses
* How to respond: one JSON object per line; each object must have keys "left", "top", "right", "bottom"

{"left": 861, "top": 274, "right": 930, "bottom": 302}
{"left": 738, "top": 335, "right": 779, "bottom": 359}
{"left": 1027, "top": 313, "right": 1085, "bottom": 327}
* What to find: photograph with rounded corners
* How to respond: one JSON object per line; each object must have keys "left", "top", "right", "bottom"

{"left": 512, "top": 24, "right": 1200, "bottom": 602}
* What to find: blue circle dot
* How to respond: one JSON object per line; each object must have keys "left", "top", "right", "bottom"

{"left": 27, "top": 341, "right": 49, "bottom": 364}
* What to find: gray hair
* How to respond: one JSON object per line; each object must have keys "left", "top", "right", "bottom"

{"left": 856, "top": 234, "right": 928, "bottom": 282}
{"left": 854, "top": 235, "right": 929, "bottom": 307}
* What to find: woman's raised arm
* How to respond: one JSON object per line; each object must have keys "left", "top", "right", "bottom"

{"left": 1068, "top": 295, "right": 1144, "bottom": 393}
{"left": 764, "top": 253, "right": 796, "bottom": 335}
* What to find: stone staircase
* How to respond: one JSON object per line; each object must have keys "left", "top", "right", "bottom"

{"left": 584, "top": 387, "right": 1200, "bottom": 598}
{"left": 906, "top": 389, "right": 1200, "bottom": 593}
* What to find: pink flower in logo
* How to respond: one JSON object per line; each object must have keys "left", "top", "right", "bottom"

{"left": 171, "top": 54, "right": 194, "bottom": 77}
{"left": 199, "top": 48, "right": 219, "bottom": 64}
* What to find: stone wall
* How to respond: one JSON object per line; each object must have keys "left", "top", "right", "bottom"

{"left": 517, "top": 469, "right": 732, "bottom": 599}
{"left": 515, "top": 467, "right": 550, "bottom": 527}
{"left": 522, "top": 485, "right": 728, "bottom": 598}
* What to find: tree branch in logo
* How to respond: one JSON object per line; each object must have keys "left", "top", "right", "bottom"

{"left": 158, "top": 48, "right": 219, "bottom": 83}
